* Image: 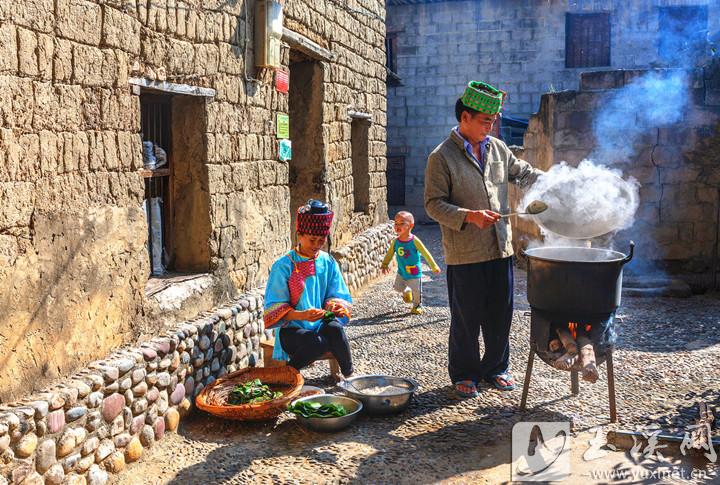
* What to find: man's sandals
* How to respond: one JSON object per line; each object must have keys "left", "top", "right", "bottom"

{"left": 454, "top": 380, "right": 478, "bottom": 398}
{"left": 487, "top": 372, "right": 516, "bottom": 391}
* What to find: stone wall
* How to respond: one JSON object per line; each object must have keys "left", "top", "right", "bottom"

{"left": 332, "top": 222, "right": 395, "bottom": 293}
{"left": 514, "top": 66, "right": 720, "bottom": 274}
{"left": 0, "top": 0, "right": 388, "bottom": 401}
{"left": 386, "top": 0, "right": 720, "bottom": 217}
{"left": 0, "top": 290, "right": 265, "bottom": 485}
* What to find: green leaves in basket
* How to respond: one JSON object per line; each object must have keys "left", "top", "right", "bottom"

{"left": 228, "top": 378, "right": 283, "bottom": 405}
{"left": 288, "top": 400, "right": 348, "bottom": 418}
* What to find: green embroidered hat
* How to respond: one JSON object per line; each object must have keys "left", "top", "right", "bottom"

{"left": 461, "top": 81, "right": 507, "bottom": 115}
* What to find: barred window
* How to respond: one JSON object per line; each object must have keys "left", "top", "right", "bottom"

{"left": 140, "top": 93, "right": 172, "bottom": 276}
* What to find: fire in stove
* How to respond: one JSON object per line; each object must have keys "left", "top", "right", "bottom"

{"left": 548, "top": 322, "right": 599, "bottom": 383}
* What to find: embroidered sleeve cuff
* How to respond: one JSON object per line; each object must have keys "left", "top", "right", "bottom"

{"left": 263, "top": 303, "right": 293, "bottom": 329}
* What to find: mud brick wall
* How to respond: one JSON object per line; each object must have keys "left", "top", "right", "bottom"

{"left": 0, "top": 0, "right": 388, "bottom": 401}
{"left": 0, "top": 291, "right": 265, "bottom": 485}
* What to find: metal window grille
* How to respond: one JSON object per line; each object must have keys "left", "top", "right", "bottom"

{"left": 565, "top": 13, "right": 611, "bottom": 68}
{"left": 140, "top": 94, "right": 172, "bottom": 275}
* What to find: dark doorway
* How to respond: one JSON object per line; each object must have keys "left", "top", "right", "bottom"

{"left": 288, "top": 54, "right": 325, "bottom": 245}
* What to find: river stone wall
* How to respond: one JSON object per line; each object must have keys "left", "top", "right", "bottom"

{"left": 0, "top": 291, "right": 265, "bottom": 485}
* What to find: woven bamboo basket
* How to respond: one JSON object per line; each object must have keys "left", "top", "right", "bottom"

{"left": 196, "top": 366, "right": 304, "bottom": 421}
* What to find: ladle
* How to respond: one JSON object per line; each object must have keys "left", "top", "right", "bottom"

{"left": 500, "top": 200, "right": 548, "bottom": 218}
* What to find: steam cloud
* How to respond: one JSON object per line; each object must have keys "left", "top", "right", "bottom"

{"left": 524, "top": 70, "right": 691, "bottom": 246}
{"left": 522, "top": 160, "right": 640, "bottom": 240}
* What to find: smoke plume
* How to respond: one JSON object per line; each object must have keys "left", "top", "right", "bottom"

{"left": 592, "top": 70, "right": 687, "bottom": 165}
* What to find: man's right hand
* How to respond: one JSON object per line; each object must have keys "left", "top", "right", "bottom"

{"left": 465, "top": 210, "right": 501, "bottom": 229}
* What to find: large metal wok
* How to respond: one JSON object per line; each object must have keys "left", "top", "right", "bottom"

{"left": 524, "top": 242, "right": 634, "bottom": 314}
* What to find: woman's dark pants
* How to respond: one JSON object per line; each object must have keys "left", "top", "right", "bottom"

{"left": 447, "top": 257, "right": 514, "bottom": 384}
{"left": 279, "top": 319, "right": 353, "bottom": 376}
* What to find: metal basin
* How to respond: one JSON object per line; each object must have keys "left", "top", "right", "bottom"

{"left": 338, "top": 375, "right": 419, "bottom": 415}
{"left": 290, "top": 394, "right": 362, "bottom": 432}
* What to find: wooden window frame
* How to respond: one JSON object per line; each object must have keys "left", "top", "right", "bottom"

{"left": 385, "top": 32, "right": 402, "bottom": 87}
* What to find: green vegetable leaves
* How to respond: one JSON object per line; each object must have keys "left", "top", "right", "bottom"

{"left": 228, "top": 378, "right": 282, "bottom": 405}
{"left": 288, "top": 400, "right": 348, "bottom": 418}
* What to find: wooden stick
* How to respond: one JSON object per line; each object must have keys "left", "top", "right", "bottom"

{"left": 553, "top": 328, "right": 578, "bottom": 370}
{"left": 556, "top": 327, "right": 578, "bottom": 354}
{"left": 548, "top": 338, "right": 562, "bottom": 352}
{"left": 576, "top": 334, "right": 598, "bottom": 383}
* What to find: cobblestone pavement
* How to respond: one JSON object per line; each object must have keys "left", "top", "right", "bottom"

{"left": 114, "top": 225, "right": 720, "bottom": 484}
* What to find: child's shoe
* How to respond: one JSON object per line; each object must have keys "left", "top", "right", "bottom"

{"left": 402, "top": 288, "right": 413, "bottom": 303}
{"left": 410, "top": 305, "right": 423, "bottom": 315}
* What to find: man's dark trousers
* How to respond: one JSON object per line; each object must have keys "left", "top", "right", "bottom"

{"left": 447, "top": 257, "right": 514, "bottom": 384}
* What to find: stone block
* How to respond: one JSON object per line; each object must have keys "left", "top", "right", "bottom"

{"left": 102, "top": 6, "right": 141, "bottom": 55}
{"left": 72, "top": 44, "right": 106, "bottom": 87}
{"left": 53, "top": 38, "right": 74, "bottom": 83}
{"left": 0, "top": 24, "right": 18, "bottom": 74}
{"left": 103, "top": 451, "right": 125, "bottom": 473}
{"left": 580, "top": 70, "right": 625, "bottom": 90}
{"left": 57, "top": 0, "right": 102, "bottom": 45}
{"left": 14, "top": 432, "right": 37, "bottom": 457}
{"left": 124, "top": 436, "right": 143, "bottom": 463}
{"left": 659, "top": 166, "right": 701, "bottom": 184}
{"left": 36, "top": 33, "right": 54, "bottom": 81}
{"left": 17, "top": 27, "right": 39, "bottom": 77}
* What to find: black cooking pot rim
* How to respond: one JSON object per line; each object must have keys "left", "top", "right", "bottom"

{"left": 524, "top": 246, "right": 627, "bottom": 263}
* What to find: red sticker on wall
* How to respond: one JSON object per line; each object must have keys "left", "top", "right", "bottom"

{"left": 275, "top": 69, "right": 289, "bottom": 94}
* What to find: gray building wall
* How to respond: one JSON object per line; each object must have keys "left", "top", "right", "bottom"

{"left": 386, "top": 0, "right": 720, "bottom": 218}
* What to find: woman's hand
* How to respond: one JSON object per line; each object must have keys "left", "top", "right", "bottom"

{"left": 301, "top": 308, "right": 327, "bottom": 321}
{"left": 325, "top": 302, "right": 350, "bottom": 318}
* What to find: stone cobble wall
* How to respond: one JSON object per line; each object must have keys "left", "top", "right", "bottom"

{"left": 386, "top": 0, "right": 720, "bottom": 217}
{"left": 332, "top": 221, "right": 395, "bottom": 293}
{"left": 515, "top": 67, "right": 720, "bottom": 273}
{"left": 0, "top": 0, "right": 388, "bottom": 401}
{"left": 0, "top": 291, "right": 265, "bottom": 485}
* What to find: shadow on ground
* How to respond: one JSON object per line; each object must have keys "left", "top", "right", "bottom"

{"left": 164, "top": 403, "right": 572, "bottom": 485}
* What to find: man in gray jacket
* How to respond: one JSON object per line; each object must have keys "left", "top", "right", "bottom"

{"left": 424, "top": 81, "right": 543, "bottom": 398}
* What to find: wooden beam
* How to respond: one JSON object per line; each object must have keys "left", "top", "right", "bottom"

{"left": 129, "top": 78, "right": 216, "bottom": 97}
{"left": 282, "top": 28, "right": 334, "bottom": 62}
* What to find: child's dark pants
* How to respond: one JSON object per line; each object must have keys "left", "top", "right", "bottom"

{"left": 447, "top": 257, "right": 514, "bottom": 384}
{"left": 278, "top": 319, "right": 353, "bottom": 376}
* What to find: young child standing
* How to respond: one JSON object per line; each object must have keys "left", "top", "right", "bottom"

{"left": 263, "top": 200, "right": 353, "bottom": 381}
{"left": 381, "top": 211, "right": 441, "bottom": 314}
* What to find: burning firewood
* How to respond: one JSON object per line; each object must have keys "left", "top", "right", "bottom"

{"left": 553, "top": 327, "right": 578, "bottom": 370}
{"left": 576, "top": 334, "right": 599, "bottom": 383}
{"left": 548, "top": 338, "right": 562, "bottom": 352}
